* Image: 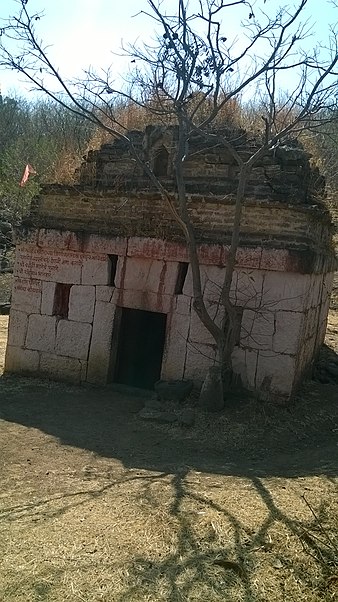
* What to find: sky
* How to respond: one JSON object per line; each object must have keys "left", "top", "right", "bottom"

{"left": 0, "top": 0, "right": 337, "bottom": 98}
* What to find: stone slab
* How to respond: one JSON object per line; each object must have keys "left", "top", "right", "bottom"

{"left": 5, "top": 345, "right": 39, "bottom": 374}
{"left": 7, "top": 310, "right": 29, "bottom": 347}
{"left": 231, "top": 346, "right": 258, "bottom": 390}
{"left": 68, "top": 285, "right": 95, "bottom": 323}
{"left": 41, "top": 281, "right": 56, "bottom": 315}
{"left": 26, "top": 314, "right": 57, "bottom": 353}
{"left": 87, "top": 301, "right": 116, "bottom": 384}
{"left": 161, "top": 311, "right": 190, "bottom": 380}
{"left": 55, "top": 320, "right": 92, "bottom": 360}
{"left": 273, "top": 311, "right": 303, "bottom": 355}
{"left": 95, "top": 286, "right": 114, "bottom": 303}
{"left": 255, "top": 352, "right": 296, "bottom": 398}
{"left": 15, "top": 246, "right": 82, "bottom": 283}
{"left": 40, "top": 352, "right": 82, "bottom": 384}
{"left": 81, "top": 257, "right": 110, "bottom": 285}
{"left": 240, "top": 309, "right": 275, "bottom": 351}
{"left": 38, "top": 228, "right": 71, "bottom": 250}
{"left": 11, "top": 279, "right": 42, "bottom": 313}
{"left": 262, "top": 271, "right": 310, "bottom": 312}
{"left": 183, "top": 342, "right": 217, "bottom": 381}
{"left": 122, "top": 257, "right": 178, "bottom": 295}
{"left": 116, "top": 289, "right": 173, "bottom": 314}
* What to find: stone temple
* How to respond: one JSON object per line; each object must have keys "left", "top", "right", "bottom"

{"left": 5, "top": 126, "right": 336, "bottom": 400}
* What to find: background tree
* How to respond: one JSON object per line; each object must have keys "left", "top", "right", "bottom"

{"left": 0, "top": 0, "right": 337, "bottom": 402}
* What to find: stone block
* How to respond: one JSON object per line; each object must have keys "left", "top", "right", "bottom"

{"left": 5, "top": 345, "right": 39, "bottom": 374}
{"left": 7, "top": 310, "right": 28, "bottom": 347}
{"left": 174, "top": 295, "right": 192, "bottom": 315}
{"left": 231, "top": 346, "right": 258, "bottom": 390}
{"left": 40, "top": 352, "right": 82, "bottom": 384}
{"left": 262, "top": 271, "right": 310, "bottom": 312}
{"left": 55, "top": 320, "right": 92, "bottom": 360}
{"left": 41, "top": 281, "right": 56, "bottom": 315}
{"left": 230, "top": 269, "right": 265, "bottom": 309}
{"left": 82, "top": 257, "right": 110, "bottom": 285}
{"left": 96, "top": 286, "right": 114, "bottom": 303}
{"left": 127, "top": 237, "right": 166, "bottom": 259}
{"left": 235, "top": 247, "right": 262, "bottom": 269}
{"left": 189, "top": 310, "right": 216, "bottom": 345}
{"left": 11, "top": 279, "right": 42, "bottom": 313}
{"left": 87, "top": 301, "right": 116, "bottom": 384}
{"left": 79, "top": 234, "right": 127, "bottom": 255}
{"left": 26, "top": 314, "right": 57, "bottom": 353}
{"left": 197, "top": 244, "right": 223, "bottom": 266}
{"left": 116, "top": 289, "right": 173, "bottom": 314}
{"left": 183, "top": 264, "right": 224, "bottom": 298}
{"left": 154, "top": 380, "right": 193, "bottom": 402}
{"left": 161, "top": 312, "right": 190, "bottom": 380}
{"left": 68, "top": 285, "right": 95, "bottom": 323}
{"left": 273, "top": 311, "right": 303, "bottom": 354}
{"left": 50, "top": 257, "right": 82, "bottom": 284}
{"left": 260, "top": 248, "right": 289, "bottom": 271}
{"left": 306, "top": 275, "right": 322, "bottom": 309}
{"left": 240, "top": 309, "right": 275, "bottom": 351}
{"left": 164, "top": 241, "right": 189, "bottom": 263}
{"left": 122, "top": 257, "right": 177, "bottom": 294}
{"left": 38, "top": 228, "right": 71, "bottom": 250}
{"left": 255, "top": 352, "right": 296, "bottom": 398}
{"left": 184, "top": 342, "right": 217, "bottom": 382}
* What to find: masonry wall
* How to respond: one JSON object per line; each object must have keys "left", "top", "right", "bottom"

{"left": 5, "top": 229, "right": 333, "bottom": 400}
{"left": 31, "top": 190, "right": 333, "bottom": 259}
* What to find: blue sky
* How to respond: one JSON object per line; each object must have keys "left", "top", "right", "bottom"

{"left": 0, "top": 0, "right": 337, "bottom": 98}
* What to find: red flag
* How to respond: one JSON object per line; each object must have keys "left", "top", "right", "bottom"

{"left": 19, "top": 164, "right": 37, "bottom": 187}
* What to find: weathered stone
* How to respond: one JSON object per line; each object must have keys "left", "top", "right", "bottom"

{"left": 255, "top": 353, "right": 296, "bottom": 399}
{"left": 199, "top": 366, "right": 224, "bottom": 412}
{"left": 155, "top": 380, "right": 193, "bottom": 402}
{"left": 5, "top": 345, "right": 39, "bottom": 374}
{"left": 40, "top": 352, "right": 82, "bottom": 384}
{"left": 95, "top": 285, "right": 114, "bottom": 302}
{"left": 82, "top": 257, "right": 110, "bottom": 285}
{"left": 41, "top": 281, "right": 56, "bottom": 315}
{"left": 87, "top": 301, "right": 116, "bottom": 384}
{"left": 240, "top": 309, "right": 275, "bottom": 351}
{"left": 123, "top": 257, "right": 178, "bottom": 294}
{"left": 55, "top": 320, "right": 92, "bottom": 360}
{"left": 273, "top": 311, "right": 303, "bottom": 354}
{"left": 184, "top": 343, "right": 217, "bottom": 381}
{"left": 7, "top": 310, "right": 28, "bottom": 347}
{"left": 68, "top": 285, "right": 95, "bottom": 323}
{"left": 11, "top": 279, "right": 42, "bottom": 313}
{"left": 26, "top": 314, "right": 57, "bottom": 353}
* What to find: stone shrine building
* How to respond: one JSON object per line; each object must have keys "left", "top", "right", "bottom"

{"left": 5, "top": 126, "right": 336, "bottom": 400}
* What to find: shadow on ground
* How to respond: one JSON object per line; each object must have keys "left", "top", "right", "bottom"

{"left": 0, "top": 374, "right": 337, "bottom": 480}
{"left": 0, "top": 374, "right": 337, "bottom": 601}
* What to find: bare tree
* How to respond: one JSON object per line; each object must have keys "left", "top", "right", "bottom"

{"left": 0, "top": 0, "right": 337, "bottom": 403}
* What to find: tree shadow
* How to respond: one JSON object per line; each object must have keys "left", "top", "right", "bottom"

{"left": 0, "top": 374, "right": 337, "bottom": 600}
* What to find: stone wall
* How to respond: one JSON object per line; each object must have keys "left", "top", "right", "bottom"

{"left": 5, "top": 230, "right": 334, "bottom": 399}
{"left": 27, "top": 189, "right": 334, "bottom": 266}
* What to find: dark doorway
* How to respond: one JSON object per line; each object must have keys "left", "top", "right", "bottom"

{"left": 113, "top": 308, "right": 167, "bottom": 390}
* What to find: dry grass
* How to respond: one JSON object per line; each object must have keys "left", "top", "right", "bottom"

{"left": 0, "top": 316, "right": 338, "bottom": 601}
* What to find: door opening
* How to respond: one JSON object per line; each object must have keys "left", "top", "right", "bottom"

{"left": 113, "top": 307, "right": 167, "bottom": 389}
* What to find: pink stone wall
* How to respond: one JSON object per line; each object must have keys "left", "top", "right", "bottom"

{"left": 5, "top": 229, "right": 334, "bottom": 400}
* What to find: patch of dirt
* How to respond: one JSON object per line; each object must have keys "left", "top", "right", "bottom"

{"left": 0, "top": 313, "right": 337, "bottom": 601}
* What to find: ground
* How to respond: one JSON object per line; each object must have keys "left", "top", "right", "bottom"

{"left": 0, "top": 310, "right": 337, "bottom": 601}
